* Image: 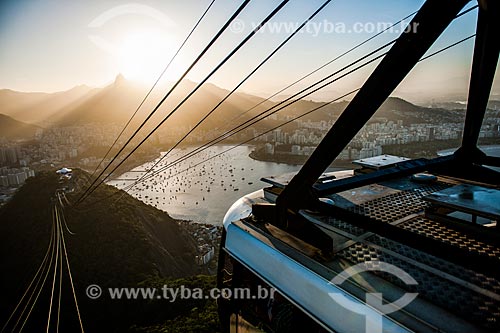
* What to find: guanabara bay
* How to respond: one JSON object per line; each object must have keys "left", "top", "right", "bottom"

{"left": 0, "top": 0, "right": 499, "bottom": 332}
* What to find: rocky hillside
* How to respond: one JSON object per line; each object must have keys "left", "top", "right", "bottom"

{"left": 0, "top": 169, "right": 205, "bottom": 331}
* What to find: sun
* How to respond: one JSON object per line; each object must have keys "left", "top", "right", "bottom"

{"left": 117, "top": 30, "right": 182, "bottom": 84}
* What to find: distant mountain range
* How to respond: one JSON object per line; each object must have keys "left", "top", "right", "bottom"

{"left": 0, "top": 85, "right": 96, "bottom": 125}
{"left": 0, "top": 75, "right": 273, "bottom": 127}
{"left": 0, "top": 113, "right": 40, "bottom": 140}
{"left": 428, "top": 100, "right": 500, "bottom": 111}
{"left": 2, "top": 75, "right": 493, "bottom": 136}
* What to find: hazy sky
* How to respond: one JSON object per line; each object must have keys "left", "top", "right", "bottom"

{"left": 0, "top": 0, "right": 497, "bottom": 103}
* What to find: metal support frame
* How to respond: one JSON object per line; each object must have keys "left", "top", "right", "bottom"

{"left": 276, "top": 0, "right": 470, "bottom": 220}
{"left": 458, "top": 0, "right": 500, "bottom": 157}
{"left": 313, "top": 156, "right": 452, "bottom": 196}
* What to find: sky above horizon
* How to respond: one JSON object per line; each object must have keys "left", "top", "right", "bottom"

{"left": 0, "top": 0, "right": 498, "bottom": 103}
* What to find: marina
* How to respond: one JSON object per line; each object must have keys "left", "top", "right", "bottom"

{"left": 109, "top": 145, "right": 322, "bottom": 224}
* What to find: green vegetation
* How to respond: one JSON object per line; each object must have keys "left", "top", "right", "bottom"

{"left": 130, "top": 275, "right": 221, "bottom": 333}
{"left": 0, "top": 170, "right": 222, "bottom": 332}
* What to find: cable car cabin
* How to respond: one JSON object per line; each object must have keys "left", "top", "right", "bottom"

{"left": 217, "top": 1, "right": 500, "bottom": 332}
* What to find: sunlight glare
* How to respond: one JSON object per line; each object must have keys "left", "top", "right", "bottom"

{"left": 117, "top": 30, "right": 182, "bottom": 84}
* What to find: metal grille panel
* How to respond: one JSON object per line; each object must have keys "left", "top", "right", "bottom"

{"left": 350, "top": 183, "right": 450, "bottom": 223}
{"left": 398, "top": 216, "right": 500, "bottom": 258}
{"left": 323, "top": 217, "right": 366, "bottom": 236}
{"left": 338, "top": 242, "right": 500, "bottom": 331}
{"left": 367, "top": 235, "right": 500, "bottom": 294}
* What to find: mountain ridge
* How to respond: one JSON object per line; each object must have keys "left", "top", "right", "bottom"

{"left": 0, "top": 113, "right": 41, "bottom": 140}
{"left": 0, "top": 76, "right": 482, "bottom": 132}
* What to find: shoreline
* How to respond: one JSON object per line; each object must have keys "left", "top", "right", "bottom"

{"left": 107, "top": 151, "right": 161, "bottom": 180}
{"left": 248, "top": 150, "right": 355, "bottom": 169}
{"left": 250, "top": 143, "right": 500, "bottom": 167}
{"left": 112, "top": 144, "right": 257, "bottom": 178}
{"left": 110, "top": 142, "right": 500, "bottom": 180}
{"left": 438, "top": 144, "right": 500, "bottom": 155}
{"left": 107, "top": 144, "right": 303, "bottom": 225}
